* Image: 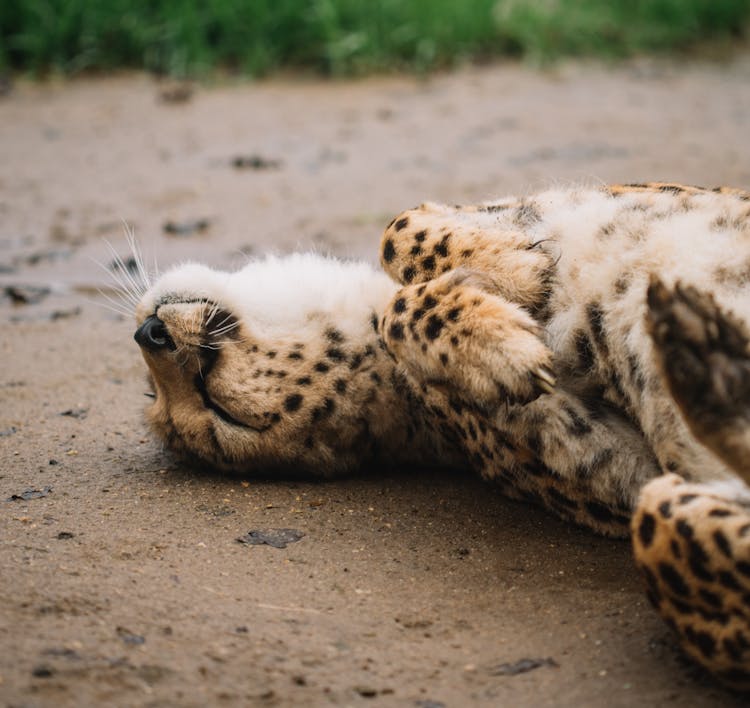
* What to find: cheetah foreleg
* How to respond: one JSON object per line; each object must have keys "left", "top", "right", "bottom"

{"left": 380, "top": 203, "right": 552, "bottom": 310}
{"left": 380, "top": 268, "right": 555, "bottom": 411}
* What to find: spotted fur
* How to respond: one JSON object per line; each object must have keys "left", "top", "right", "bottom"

{"left": 134, "top": 183, "right": 750, "bottom": 688}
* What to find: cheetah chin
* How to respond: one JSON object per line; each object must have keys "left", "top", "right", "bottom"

{"left": 131, "top": 183, "right": 750, "bottom": 690}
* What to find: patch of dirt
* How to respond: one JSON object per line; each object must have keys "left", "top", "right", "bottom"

{"left": 2, "top": 57, "right": 750, "bottom": 706}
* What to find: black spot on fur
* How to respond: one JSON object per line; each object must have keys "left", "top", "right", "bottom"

{"left": 679, "top": 494, "right": 698, "bottom": 505}
{"left": 688, "top": 540, "right": 714, "bottom": 582}
{"left": 287, "top": 351, "right": 303, "bottom": 360}
{"left": 412, "top": 308, "right": 425, "bottom": 321}
{"left": 718, "top": 571, "right": 743, "bottom": 591}
{"left": 685, "top": 627, "right": 717, "bottom": 659}
{"left": 709, "top": 508, "right": 733, "bottom": 518}
{"left": 722, "top": 639, "right": 744, "bottom": 663}
{"left": 349, "top": 353, "right": 364, "bottom": 370}
{"left": 586, "top": 302, "right": 608, "bottom": 355}
{"left": 423, "top": 295, "right": 437, "bottom": 309}
{"left": 382, "top": 238, "right": 396, "bottom": 262}
{"left": 395, "top": 216, "right": 409, "bottom": 231}
{"left": 676, "top": 519, "right": 694, "bottom": 540}
{"left": 439, "top": 353, "right": 448, "bottom": 366}
{"left": 389, "top": 322, "right": 405, "bottom": 340}
{"left": 284, "top": 394, "right": 304, "bottom": 412}
{"left": 714, "top": 530, "right": 733, "bottom": 559}
{"left": 448, "top": 398, "right": 463, "bottom": 415}
{"left": 296, "top": 376, "right": 312, "bottom": 386}
{"left": 658, "top": 501, "right": 673, "bottom": 519}
{"left": 562, "top": 403, "right": 593, "bottom": 436}
{"left": 334, "top": 378, "right": 347, "bottom": 394}
{"left": 525, "top": 431, "right": 544, "bottom": 456}
{"left": 638, "top": 513, "right": 656, "bottom": 548}
{"left": 429, "top": 405, "right": 448, "bottom": 421}
{"left": 574, "top": 330, "right": 595, "bottom": 370}
{"left": 393, "top": 297, "right": 407, "bottom": 313}
{"left": 425, "top": 315, "right": 444, "bottom": 340}
{"left": 699, "top": 588, "right": 723, "bottom": 609}
{"left": 421, "top": 255, "right": 436, "bottom": 272}
{"left": 410, "top": 244, "right": 422, "bottom": 256}
{"left": 658, "top": 562, "right": 690, "bottom": 597}
{"left": 414, "top": 230, "right": 427, "bottom": 242}
{"left": 314, "top": 362, "right": 330, "bottom": 373}
{"left": 370, "top": 313, "right": 379, "bottom": 332}
{"left": 614, "top": 274, "right": 631, "bottom": 295}
{"left": 584, "top": 501, "right": 614, "bottom": 523}
{"left": 627, "top": 353, "right": 647, "bottom": 390}
{"left": 737, "top": 561, "right": 750, "bottom": 578}
{"left": 326, "top": 347, "right": 346, "bottom": 361}
{"left": 433, "top": 235, "right": 450, "bottom": 257}
{"left": 447, "top": 307, "right": 461, "bottom": 321}
{"left": 403, "top": 266, "right": 416, "bottom": 283}
{"left": 326, "top": 328, "right": 345, "bottom": 343}
{"left": 548, "top": 488, "right": 578, "bottom": 509}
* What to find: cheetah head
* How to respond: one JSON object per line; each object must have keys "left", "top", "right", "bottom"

{"left": 132, "top": 254, "right": 399, "bottom": 476}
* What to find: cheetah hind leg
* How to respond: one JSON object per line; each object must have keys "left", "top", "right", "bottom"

{"left": 632, "top": 279, "right": 750, "bottom": 689}
{"left": 647, "top": 279, "right": 750, "bottom": 482}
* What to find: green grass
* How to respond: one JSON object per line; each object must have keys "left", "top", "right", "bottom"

{"left": 1, "top": 0, "right": 749, "bottom": 77}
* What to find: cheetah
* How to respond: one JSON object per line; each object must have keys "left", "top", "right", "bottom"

{"left": 131, "top": 182, "right": 750, "bottom": 689}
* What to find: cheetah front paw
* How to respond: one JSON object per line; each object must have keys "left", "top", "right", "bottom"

{"left": 381, "top": 269, "right": 555, "bottom": 410}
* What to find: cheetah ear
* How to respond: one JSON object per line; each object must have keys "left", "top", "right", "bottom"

{"left": 445, "top": 267, "right": 504, "bottom": 297}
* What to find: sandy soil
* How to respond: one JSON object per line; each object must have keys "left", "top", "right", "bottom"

{"left": 3, "top": 57, "right": 750, "bottom": 707}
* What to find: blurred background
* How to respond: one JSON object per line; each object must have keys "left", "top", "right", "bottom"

{"left": 1, "top": 0, "right": 749, "bottom": 77}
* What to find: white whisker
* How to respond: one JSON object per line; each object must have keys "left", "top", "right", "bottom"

{"left": 90, "top": 253, "right": 142, "bottom": 309}
{"left": 104, "top": 238, "right": 146, "bottom": 301}
{"left": 86, "top": 296, "right": 132, "bottom": 319}
{"left": 122, "top": 221, "right": 151, "bottom": 289}
{"left": 94, "top": 287, "right": 139, "bottom": 318}
{"left": 205, "top": 302, "right": 221, "bottom": 326}
{"left": 212, "top": 321, "right": 241, "bottom": 337}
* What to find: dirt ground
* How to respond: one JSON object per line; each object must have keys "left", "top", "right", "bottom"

{"left": 3, "top": 56, "right": 750, "bottom": 707}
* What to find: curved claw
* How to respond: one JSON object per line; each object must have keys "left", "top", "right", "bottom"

{"left": 534, "top": 366, "right": 556, "bottom": 395}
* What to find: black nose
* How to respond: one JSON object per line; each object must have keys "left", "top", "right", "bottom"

{"left": 134, "top": 315, "right": 174, "bottom": 351}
